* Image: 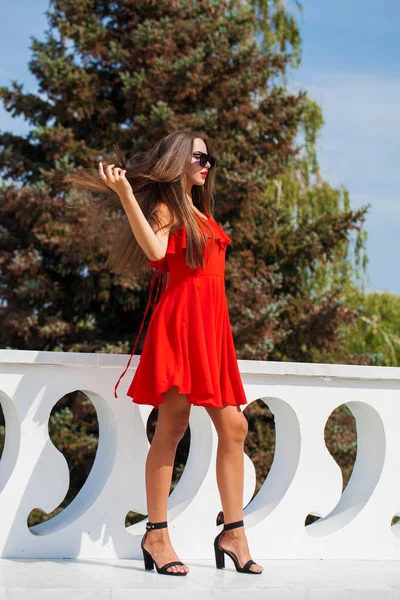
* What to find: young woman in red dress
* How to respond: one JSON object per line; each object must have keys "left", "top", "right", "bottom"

{"left": 65, "top": 130, "right": 263, "bottom": 576}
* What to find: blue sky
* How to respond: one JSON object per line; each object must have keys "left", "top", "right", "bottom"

{"left": 1, "top": 0, "right": 399, "bottom": 294}
{"left": 289, "top": 0, "right": 400, "bottom": 294}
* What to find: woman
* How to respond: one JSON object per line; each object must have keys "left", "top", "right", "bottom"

{"left": 65, "top": 130, "right": 263, "bottom": 576}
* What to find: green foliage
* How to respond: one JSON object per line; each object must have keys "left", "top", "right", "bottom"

{"left": 338, "top": 289, "right": 400, "bottom": 367}
{"left": 0, "top": 0, "right": 376, "bottom": 521}
{"left": 251, "top": 0, "right": 303, "bottom": 69}
{"left": 0, "top": 0, "right": 326, "bottom": 357}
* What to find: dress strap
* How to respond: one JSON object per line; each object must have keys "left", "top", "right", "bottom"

{"left": 114, "top": 268, "right": 167, "bottom": 399}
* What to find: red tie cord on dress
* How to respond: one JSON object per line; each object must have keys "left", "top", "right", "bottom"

{"left": 114, "top": 268, "right": 167, "bottom": 399}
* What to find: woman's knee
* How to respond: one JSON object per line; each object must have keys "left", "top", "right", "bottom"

{"left": 155, "top": 414, "right": 189, "bottom": 444}
{"left": 228, "top": 416, "right": 248, "bottom": 444}
{"left": 211, "top": 409, "right": 248, "bottom": 444}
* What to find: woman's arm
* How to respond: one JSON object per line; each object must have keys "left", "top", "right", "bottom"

{"left": 118, "top": 188, "right": 173, "bottom": 261}
{"left": 98, "top": 162, "right": 173, "bottom": 261}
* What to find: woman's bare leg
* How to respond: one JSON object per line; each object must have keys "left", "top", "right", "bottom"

{"left": 205, "top": 404, "right": 263, "bottom": 573}
{"left": 143, "top": 386, "right": 191, "bottom": 574}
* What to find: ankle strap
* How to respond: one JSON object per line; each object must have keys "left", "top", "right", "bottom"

{"left": 146, "top": 520, "right": 168, "bottom": 531}
{"left": 223, "top": 519, "right": 244, "bottom": 530}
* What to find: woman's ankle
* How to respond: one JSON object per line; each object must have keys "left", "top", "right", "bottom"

{"left": 223, "top": 527, "right": 245, "bottom": 539}
{"left": 145, "top": 528, "right": 170, "bottom": 541}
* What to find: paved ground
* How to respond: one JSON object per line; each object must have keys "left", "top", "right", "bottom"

{"left": 1, "top": 558, "right": 400, "bottom": 599}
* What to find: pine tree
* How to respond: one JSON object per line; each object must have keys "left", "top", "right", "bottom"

{"left": 0, "top": 0, "right": 367, "bottom": 359}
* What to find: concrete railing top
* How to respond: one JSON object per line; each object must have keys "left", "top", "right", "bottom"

{"left": 1, "top": 349, "right": 400, "bottom": 381}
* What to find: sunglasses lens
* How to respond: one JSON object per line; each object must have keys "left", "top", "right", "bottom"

{"left": 199, "top": 153, "right": 216, "bottom": 169}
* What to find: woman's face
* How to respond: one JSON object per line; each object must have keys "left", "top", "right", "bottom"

{"left": 186, "top": 137, "right": 212, "bottom": 186}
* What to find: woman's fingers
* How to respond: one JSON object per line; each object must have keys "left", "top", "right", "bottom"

{"left": 98, "top": 161, "right": 110, "bottom": 185}
{"left": 105, "top": 163, "right": 115, "bottom": 180}
{"left": 114, "top": 168, "right": 126, "bottom": 179}
{"left": 98, "top": 162, "right": 129, "bottom": 195}
{"left": 98, "top": 161, "right": 114, "bottom": 176}
{"left": 99, "top": 162, "right": 116, "bottom": 182}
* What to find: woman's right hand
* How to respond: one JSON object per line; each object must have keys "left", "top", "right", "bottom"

{"left": 98, "top": 162, "right": 133, "bottom": 197}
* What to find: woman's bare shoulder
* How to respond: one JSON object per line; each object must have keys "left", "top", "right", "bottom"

{"left": 153, "top": 202, "right": 179, "bottom": 230}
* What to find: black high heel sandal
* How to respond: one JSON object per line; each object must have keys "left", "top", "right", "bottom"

{"left": 214, "top": 519, "right": 262, "bottom": 574}
{"left": 141, "top": 520, "right": 188, "bottom": 576}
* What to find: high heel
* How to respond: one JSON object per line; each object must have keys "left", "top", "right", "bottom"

{"left": 213, "top": 519, "right": 262, "bottom": 574}
{"left": 141, "top": 520, "right": 188, "bottom": 576}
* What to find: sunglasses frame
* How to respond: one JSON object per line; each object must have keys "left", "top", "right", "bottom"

{"left": 192, "top": 151, "right": 216, "bottom": 170}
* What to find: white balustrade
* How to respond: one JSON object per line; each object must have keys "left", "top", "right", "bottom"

{"left": 0, "top": 349, "right": 400, "bottom": 560}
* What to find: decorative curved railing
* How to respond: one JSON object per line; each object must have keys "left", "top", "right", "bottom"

{"left": 0, "top": 349, "right": 400, "bottom": 560}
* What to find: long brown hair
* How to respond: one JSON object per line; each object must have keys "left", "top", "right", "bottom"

{"left": 63, "top": 130, "right": 217, "bottom": 277}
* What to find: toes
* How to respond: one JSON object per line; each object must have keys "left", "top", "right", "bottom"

{"left": 165, "top": 562, "right": 189, "bottom": 574}
{"left": 250, "top": 564, "right": 263, "bottom": 573}
{"left": 178, "top": 565, "right": 188, "bottom": 574}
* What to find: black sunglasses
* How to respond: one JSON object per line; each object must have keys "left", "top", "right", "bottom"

{"left": 192, "top": 151, "right": 216, "bottom": 170}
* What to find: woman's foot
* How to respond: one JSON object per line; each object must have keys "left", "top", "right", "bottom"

{"left": 219, "top": 526, "right": 263, "bottom": 573}
{"left": 142, "top": 528, "right": 189, "bottom": 574}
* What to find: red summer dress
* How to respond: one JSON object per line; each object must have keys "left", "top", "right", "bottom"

{"left": 114, "top": 212, "right": 248, "bottom": 409}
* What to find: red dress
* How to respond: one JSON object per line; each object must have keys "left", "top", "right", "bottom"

{"left": 114, "top": 212, "right": 248, "bottom": 408}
